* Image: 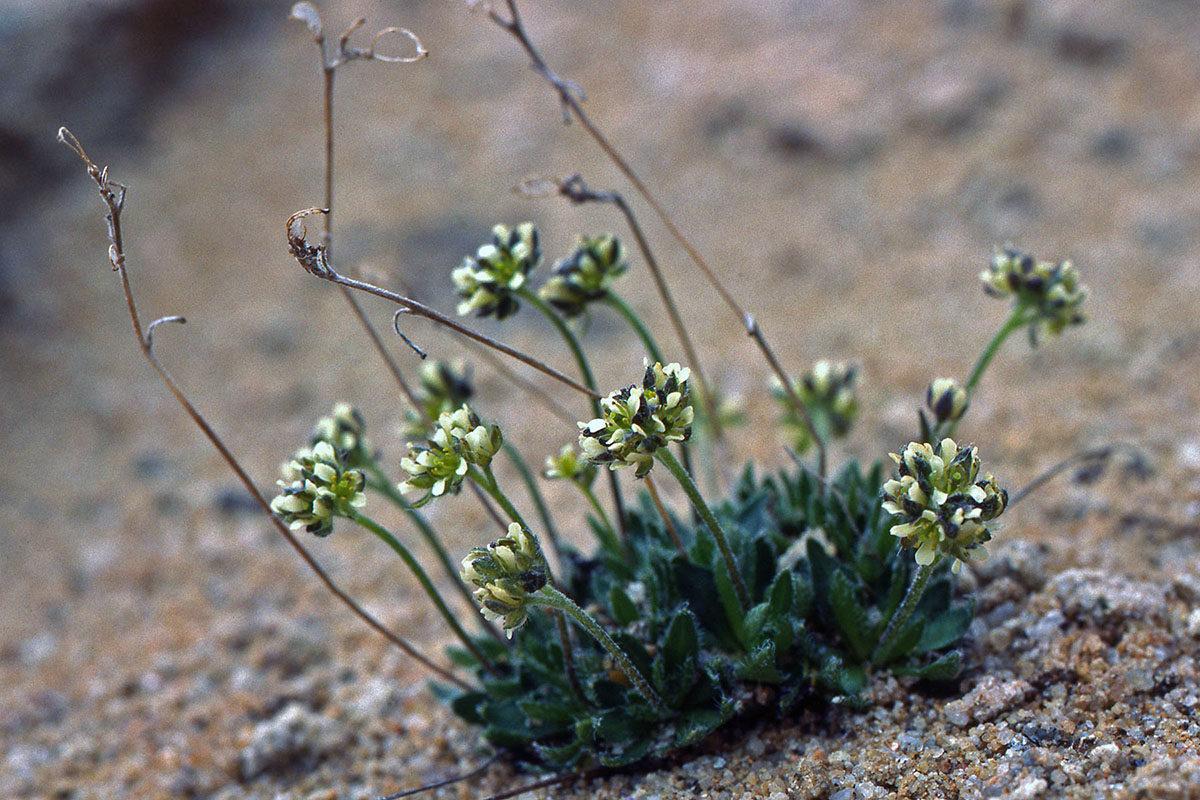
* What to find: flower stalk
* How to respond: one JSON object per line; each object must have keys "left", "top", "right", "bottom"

{"left": 347, "top": 509, "right": 496, "bottom": 671}
{"left": 655, "top": 447, "right": 749, "bottom": 611}
{"left": 530, "top": 585, "right": 668, "bottom": 712}
{"left": 871, "top": 560, "right": 935, "bottom": 666}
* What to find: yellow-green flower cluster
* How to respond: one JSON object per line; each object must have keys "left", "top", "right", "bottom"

{"left": 452, "top": 222, "right": 541, "bottom": 320}
{"left": 543, "top": 443, "right": 597, "bottom": 488}
{"left": 579, "top": 361, "right": 694, "bottom": 479}
{"left": 460, "top": 523, "right": 548, "bottom": 637}
{"left": 310, "top": 402, "right": 375, "bottom": 468}
{"left": 926, "top": 378, "right": 968, "bottom": 426}
{"left": 399, "top": 405, "right": 503, "bottom": 506}
{"left": 773, "top": 360, "right": 859, "bottom": 454}
{"left": 400, "top": 360, "right": 474, "bottom": 440}
{"left": 538, "top": 233, "right": 627, "bottom": 318}
{"left": 270, "top": 441, "right": 366, "bottom": 537}
{"left": 981, "top": 246, "right": 1088, "bottom": 339}
{"left": 882, "top": 438, "right": 1007, "bottom": 570}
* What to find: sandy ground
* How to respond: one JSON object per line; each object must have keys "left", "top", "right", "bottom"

{"left": 4, "top": 0, "right": 1200, "bottom": 797}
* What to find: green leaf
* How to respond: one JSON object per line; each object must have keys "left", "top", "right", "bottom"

{"left": 608, "top": 585, "right": 639, "bottom": 626}
{"left": 829, "top": 569, "right": 872, "bottom": 661}
{"left": 767, "top": 570, "right": 794, "bottom": 619}
{"left": 517, "top": 700, "right": 578, "bottom": 727}
{"left": 533, "top": 737, "right": 585, "bottom": 768}
{"left": 915, "top": 603, "right": 973, "bottom": 654}
{"left": 672, "top": 557, "right": 739, "bottom": 649}
{"left": 873, "top": 615, "right": 925, "bottom": 665}
{"left": 449, "top": 691, "right": 487, "bottom": 725}
{"left": 737, "top": 640, "right": 782, "bottom": 683}
{"left": 661, "top": 609, "right": 700, "bottom": 675}
{"left": 713, "top": 559, "right": 747, "bottom": 648}
{"left": 894, "top": 649, "right": 962, "bottom": 681}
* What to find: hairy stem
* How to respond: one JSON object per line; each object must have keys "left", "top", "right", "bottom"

{"left": 364, "top": 463, "right": 487, "bottom": 624}
{"left": 532, "top": 586, "right": 668, "bottom": 712}
{"left": 654, "top": 448, "right": 749, "bottom": 610}
{"left": 348, "top": 510, "right": 496, "bottom": 671}
{"left": 872, "top": 560, "right": 935, "bottom": 665}
{"left": 602, "top": 292, "right": 663, "bottom": 363}
{"left": 503, "top": 442, "right": 565, "bottom": 566}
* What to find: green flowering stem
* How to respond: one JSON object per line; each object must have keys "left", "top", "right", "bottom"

{"left": 516, "top": 286, "right": 629, "bottom": 539}
{"left": 871, "top": 560, "right": 936, "bottom": 666}
{"left": 345, "top": 509, "right": 496, "bottom": 672}
{"left": 516, "top": 287, "right": 599, "bottom": 409}
{"left": 469, "top": 464, "right": 531, "bottom": 532}
{"left": 956, "top": 305, "right": 1036, "bottom": 422}
{"left": 654, "top": 448, "right": 750, "bottom": 611}
{"left": 502, "top": 442, "right": 565, "bottom": 565}
{"left": 361, "top": 464, "right": 492, "bottom": 633}
{"left": 530, "top": 585, "right": 669, "bottom": 713}
{"left": 602, "top": 293, "right": 664, "bottom": 364}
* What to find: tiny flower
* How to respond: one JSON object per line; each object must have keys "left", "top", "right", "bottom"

{"left": 311, "top": 402, "right": 375, "bottom": 468}
{"left": 881, "top": 438, "right": 1008, "bottom": 571}
{"left": 398, "top": 404, "right": 502, "bottom": 506}
{"left": 578, "top": 361, "right": 694, "bottom": 479}
{"left": 772, "top": 360, "right": 859, "bottom": 454}
{"left": 537, "top": 233, "right": 628, "bottom": 318}
{"left": 926, "top": 378, "right": 969, "bottom": 425}
{"left": 460, "top": 523, "right": 549, "bottom": 638}
{"left": 980, "top": 245, "right": 1088, "bottom": 341}
{"left": 452, "top": 222, "right": 541, "bottom": 320}
{"left": 270, "top": 441, "right": 367, "bottom": 537}
{"left": 543, "top": 443, "right": 597, "bottom": 488}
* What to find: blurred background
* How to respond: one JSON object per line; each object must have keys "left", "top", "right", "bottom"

{"left": 4, "top": 0, "right": 1200, "bottom": 796}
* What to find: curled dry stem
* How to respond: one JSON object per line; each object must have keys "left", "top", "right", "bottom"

{"left": 60, "top": 128, "right": 470, "bottom": 691}
{"left": 488, "top": 0, "right": 826, "bottom": 474}
{"left": 287, "top": 208, "right": 600, "bottom": 400}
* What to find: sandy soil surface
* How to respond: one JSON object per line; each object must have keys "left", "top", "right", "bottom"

{"left": 4, "top": 0, "right": 1200, "bottom": 797}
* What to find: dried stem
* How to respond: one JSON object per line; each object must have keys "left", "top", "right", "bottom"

{"left": 287, "top": 208, "right": 599, "bottom": 400}
{"left": 59, "top": 128, "right": 469, "bottom": 691}
{"left": 643, "top": 474, "right": 686, "bottom": 557}
{"left": 488, "top": 0, "right": 825, "bottom": 474}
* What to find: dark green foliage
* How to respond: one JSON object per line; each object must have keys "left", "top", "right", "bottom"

{"left": 442, "top": 457, "right": 974, "bottom": 770}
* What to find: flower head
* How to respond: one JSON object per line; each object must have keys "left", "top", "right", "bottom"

{"left": 460, "top": 523, "right": 548, "bottom": 637}
{"left": 452, "top": 222, "right": 541, "bottom": 320}
{"left": 926, "top": 378, "right": 968, "bottom": 426}
{"left": 881, "top": 438, "right": 1008, "bottom": 570}
{"left": 773, "top": 360, "right": 859, "bottom": 454}
{"left": 981, "top": 245, "right": 1088, "bottom": 341}
{"left": 579, "top": 361, "right": 694, "bottom": 478}
{"left": 537, "top": 233, "right": 628, "bottom": 318}
{"left": 270, "top": 441, "right": 366, "bottom": 537}
{"left": 399, "top": 404, "right": 502, "bottom": 506}
{"left": 543, "top": 443, "right": 597, "bottom": 488}
{"left": 310, "top": 402, "right": 375, "bottom": 468}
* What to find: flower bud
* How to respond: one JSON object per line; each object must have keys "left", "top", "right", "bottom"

{"left": 460, "top": 523, "right": 548, "bottom": 637}
{"left": 453, "top": 223, "right": 541, "bottom": 320}
{"left": 926, "top": 378, "right": 968, "bottom": 425}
